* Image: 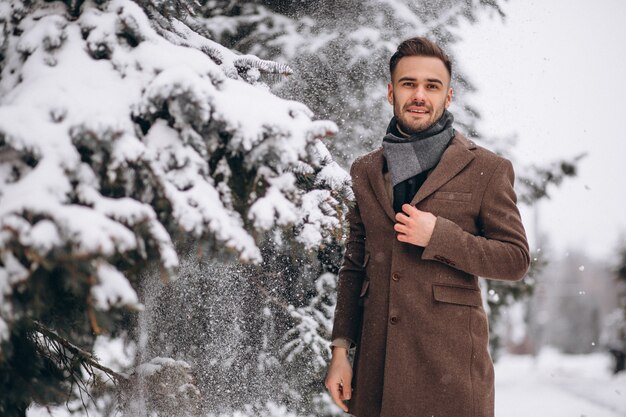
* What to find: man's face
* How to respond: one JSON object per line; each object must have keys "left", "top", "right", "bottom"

{"left": 387, "top": 56, "right": 453, "bottom": 134}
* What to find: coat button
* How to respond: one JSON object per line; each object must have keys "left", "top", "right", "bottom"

{"left": 390, "top": 316, "right": 399, "bottom": 325}
{"left": 392, "top": 272, "right": 400, "bottom": 281}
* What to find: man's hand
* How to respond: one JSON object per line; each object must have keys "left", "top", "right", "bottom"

{"left": 325, "top": 348, "right": 352, "bottom": 412}
{"left": 394, "top": 204, "right": 437, "bottom": 247}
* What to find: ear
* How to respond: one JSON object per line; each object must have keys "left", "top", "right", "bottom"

{"left": 445, "top": 87, "right": 453, "bottom": 108}
{"left": 387, "top": 82, "right": 393, "bottom": 105}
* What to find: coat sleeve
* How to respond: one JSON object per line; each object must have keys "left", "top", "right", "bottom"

{"left": 331, "top": 165, "right": 367, "bottom": 345}
{"left": 421, "top": 158, "right": 530, "bottom": 281}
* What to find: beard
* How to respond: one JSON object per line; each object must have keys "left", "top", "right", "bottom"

{"left": 396, "top": 116, "right": 429, "bottom": 135}
{"left": 393, "top": 100, "right": 446, "bottom": 135}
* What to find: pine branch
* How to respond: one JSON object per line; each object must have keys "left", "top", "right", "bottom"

{"left": 33, "top": 321, "right": 128, "bottom": 383}
{"left": 517, "top": 153, "right": 586, "bottom": 205}
{"left": 233, "top": 56, "right": 293, "bottom": 76}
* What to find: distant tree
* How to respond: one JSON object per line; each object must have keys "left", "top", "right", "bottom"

{"left": 616, "top": 242, "right": 626, "bottom": 303}
{"left": 602, "top": 242, "right": 626, "bottom": 373}
{"left": 521, "top": 248, "right": 619, "bottom": 357}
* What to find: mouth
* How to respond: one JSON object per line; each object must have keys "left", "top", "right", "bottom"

{"left": 406, "top": 107, "right": 429, "bottom": 115}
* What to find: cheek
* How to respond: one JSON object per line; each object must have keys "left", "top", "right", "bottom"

{"left": 393, "top": 96, "right": 404, "bottom": 112}
{"left": 436, "top": 94, "right": 449, "bottom": 109}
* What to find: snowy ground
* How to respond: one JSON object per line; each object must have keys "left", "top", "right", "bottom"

{"left": 27, "top": 348, "right": 626, "bottom": 417}
{"left": 496, "top": 348, "right": 626, "bottom": 417}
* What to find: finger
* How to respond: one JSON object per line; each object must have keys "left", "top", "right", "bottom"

{"left": 339, "top": 386, "right": 350, "bottom": 411}
{"left": 397, "top": 233, "right": 407, "bottom": 242}
{"left": 394, "top": 223, "right": 408, "bottom": 234}
{"left": 342, "top": 383, "right": 352, "bottom": 401}
{"left": 329, "top": 382, "right": 346, "bottom": 411}
{"left": 402, "top": 204, "right": 419, "bottom": 215}
{"left": 395, "top": 212, "right": 410, "bottom": 224}
{"left": 336, "top": 387, "right": 349, "bottom": 412}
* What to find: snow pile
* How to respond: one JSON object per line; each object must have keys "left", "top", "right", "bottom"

{"left": 496, "top": 348, "right": 626, "bottom": 417}
{"left": 208, "top": 402, "right": 308, "bottom": 417}
{"left": 0, "top": 0, "right": 351, "bottom": 352}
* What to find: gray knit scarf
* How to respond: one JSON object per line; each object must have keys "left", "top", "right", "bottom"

{"left": 382, "top": 110, "right": 455, "bottom": 187}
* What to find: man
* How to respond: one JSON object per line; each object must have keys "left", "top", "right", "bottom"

{"left": 325, "top": 37, "right": 530, "bottom": 417}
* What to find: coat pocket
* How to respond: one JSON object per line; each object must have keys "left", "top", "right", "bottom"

{"left": 432, "top": 284, "right": 482, "bottom": 307}
{"left": 432, "top": 191, "right": 472, "bottom": 202}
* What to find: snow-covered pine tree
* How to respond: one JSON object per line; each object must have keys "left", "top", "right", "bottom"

{"left": 195, "top": 0, "right": 583, "bottom": 355}
{"left": 0, "top": 0, "right": 351, "bottom": 415}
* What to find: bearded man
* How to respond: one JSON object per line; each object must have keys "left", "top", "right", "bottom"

{"left": 325, "top": 37, "right": 530, "bottom": 417}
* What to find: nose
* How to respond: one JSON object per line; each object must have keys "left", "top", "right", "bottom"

{"left": 411, "top": 85, "right": 427, "bottom": 103}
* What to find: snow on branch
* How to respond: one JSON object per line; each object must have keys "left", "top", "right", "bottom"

{"left": 281, "top": 272, "right": 337, "bottom": 372}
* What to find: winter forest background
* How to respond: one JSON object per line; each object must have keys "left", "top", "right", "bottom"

{"left": 0, "top": 0, "right": 625, "bottom": 416}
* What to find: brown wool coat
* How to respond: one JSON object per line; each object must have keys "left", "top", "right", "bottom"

{"left": 332, "top": 132, "right": 530, "bottom": 417}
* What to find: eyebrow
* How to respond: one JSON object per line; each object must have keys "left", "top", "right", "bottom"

{"left": 397, "top": 76, "right": 444, "bottom": 86}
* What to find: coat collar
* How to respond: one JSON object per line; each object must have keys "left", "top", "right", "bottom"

{"left": 366, "top": 132, "right": 476, "bottom": 222}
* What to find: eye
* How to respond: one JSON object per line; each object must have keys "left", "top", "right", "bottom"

{"left": 427, "top": 84, "right": 439, "bottom": 90}
{"left": 402, "top": 82, "right": 415, "bottom": 88}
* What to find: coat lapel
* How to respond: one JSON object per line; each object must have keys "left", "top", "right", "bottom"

{"left": 410, "top": 133, "right": 476, "bottom": 206}
{"left": 364, "top": 133, "right": 476, "bottom": 220}
{"left": 366, "top": 148, "right": 397, "bottom": 222}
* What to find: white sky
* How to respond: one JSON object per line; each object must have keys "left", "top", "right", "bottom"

{"left": 453, "top": 0, "right": 626, "bottom": 260}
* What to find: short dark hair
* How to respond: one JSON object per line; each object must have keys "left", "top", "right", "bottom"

{"left": 389, "top": 37, "right": 452, "bottom": 80}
